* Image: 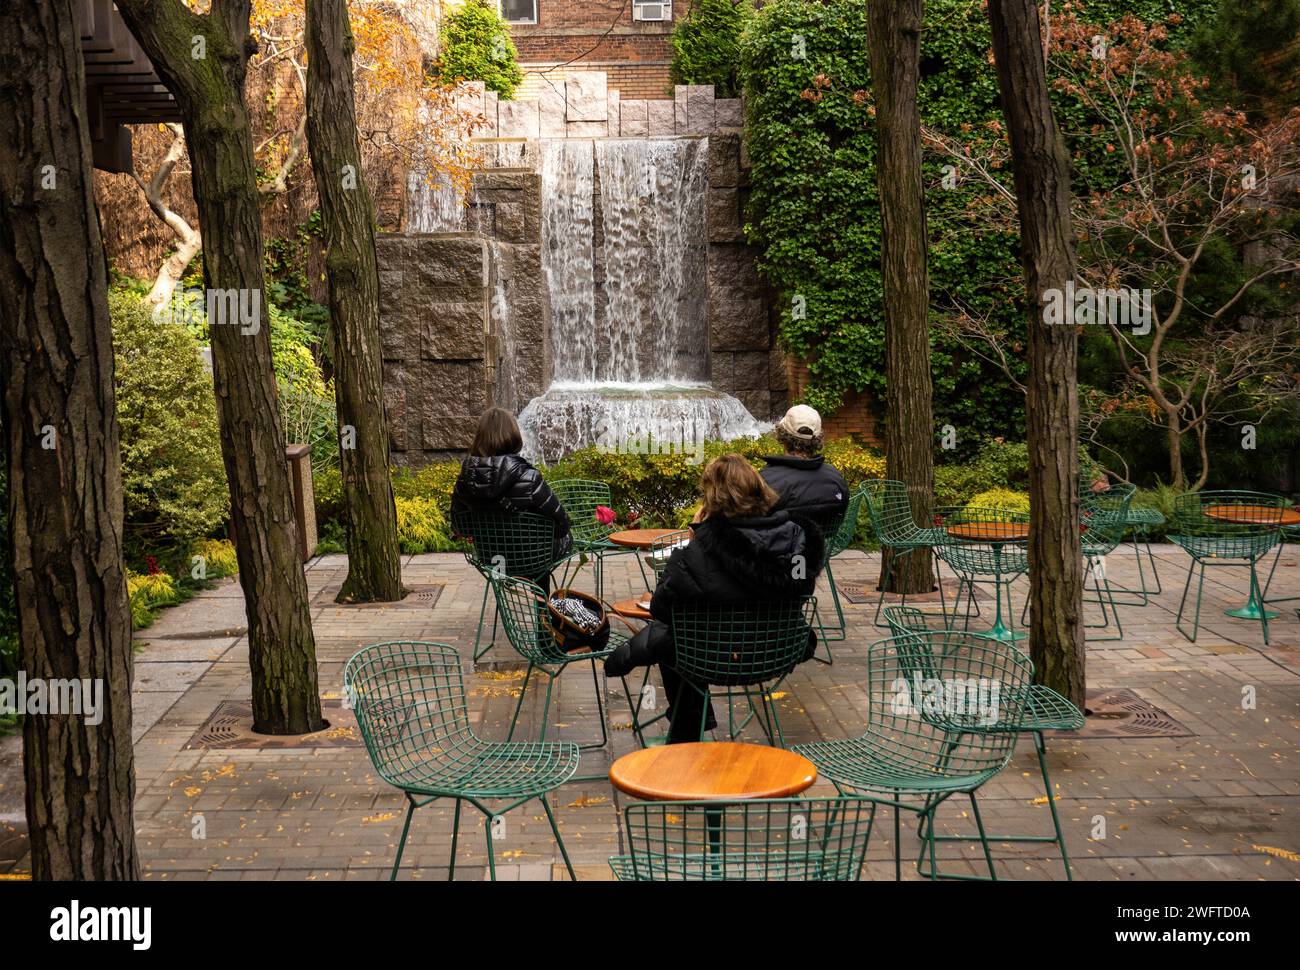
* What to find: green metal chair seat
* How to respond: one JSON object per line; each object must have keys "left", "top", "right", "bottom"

{"left": 1007, "top": 685, "right": 1086, "bottom": 733}
{"left": 936, "top": 542, "right": 1029, "bottom": 576}
{"left": 384, "top": 736, "right": 580, "bottom": 799}
{"left": 609, "top": 798, "right": 875, "bottom": 881}
{"left": 1169, "top": 533, "right": 1277, "bottom": 560}
{"left": 1126, "top": 506, "right": 1165, "bottom": 527}
{"left": 861, "top": 480, "right": 949, "bottom": 628}
{"left": 794, "top": 734, "right": 1008, "bottom": 795}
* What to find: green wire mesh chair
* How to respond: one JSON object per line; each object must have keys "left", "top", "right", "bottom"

{"left": 861, "top": 480, "right": 948, "bottom": 628}
{"left": 344, "top": 641, "right": 579, "bottom": 881}
{"left": 489, "top": 574, "right": 625, "bottom": 756}
{"left": 1169, "top": 490, "right": 1288, "bottom": 645}
{"left": 1261, "top": 521, "right": 1300, "bottom": 608}
{"left": 451, "top": 508, "right": 571, "bottom": 661}
{"left": 883, "top": 605, "right": 1083, "bottom": 879}
{"left": 548, "top": 478, "right": 623, "bottom": 598}
{"left": 933, "top": 505, "right": 1030, "bottom": 642}
{"left": 807, "top": 491, "right": 865, "bottom": 660}
{"left": 793, "top": 632, "right": 1032, "bottom": 880}
{"left": 609, "top": 797, "right": 875, "bottom": 881}
{"left": 665, "top": 597, "right": 817, "bottom": 747}
{"left": 1077, "top": 482, "right": 1135, "bottom": 642}
{"left": 1111, "top": 505, "right": 1166, "bottom": 606}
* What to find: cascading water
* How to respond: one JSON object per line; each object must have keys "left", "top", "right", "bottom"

{"left": 519, "top": 137, "right": 764, "bottom": 462}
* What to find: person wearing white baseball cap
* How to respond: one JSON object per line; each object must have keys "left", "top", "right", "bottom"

{"left": 760, "top": 404, "right": 849, "bottom": 537}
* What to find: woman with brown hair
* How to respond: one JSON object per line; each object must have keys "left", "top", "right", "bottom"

{"left": 450, "top": 407, "right": 572, "bottom": 560}
{"left": 604, "top": 454, "right": 824, "bottom": 743}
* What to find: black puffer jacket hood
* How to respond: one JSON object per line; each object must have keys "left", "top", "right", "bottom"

{"left": 649, "top": 510, "right": 825, "bottom": 624}
{"left": 450, "top": 453, "right": 572, "bottom": 557}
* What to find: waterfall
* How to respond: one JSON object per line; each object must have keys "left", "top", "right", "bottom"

{"left": 541, "top": 140, "right": 597, "bottom": 383}
{"left": 520, "top": 136, "right": 765, "bottom": 463}
{"left": 406, "top": 169, "right": 465, "bottom": 233}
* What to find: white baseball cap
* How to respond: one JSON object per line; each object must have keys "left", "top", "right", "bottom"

{"left": 777, "top": 404, "right": 822, "bottom": 440}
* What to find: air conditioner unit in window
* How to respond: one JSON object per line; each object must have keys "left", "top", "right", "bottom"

{"left": 633, "top": 1, "right": 671, "bottom": 22}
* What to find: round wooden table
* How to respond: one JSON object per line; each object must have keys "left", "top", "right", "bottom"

{"left": 607, "top": 527, "right": 685, "bottom": 550}
{"left": 609, "top": 741, "right": 817, "bottom": 802}
{"left": 610, "top": 597, "right": 652, "bottom": 621}
{"left": 1204, "top": 504, "right": 1300, "bottom": 527}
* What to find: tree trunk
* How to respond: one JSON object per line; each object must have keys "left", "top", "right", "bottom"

{"left": 137, "top": 124, "right": 202, "bottom": 309}
{"left": 305, "top": 0, "right": 404, "bottom": 603}
{"left": 1166, "top": 414, "right": 1185, "bottom": 489}
{"left": 118, "top": 0, "right": 323, "bottom": 734}
{"left": 0, "top": 0, "right": 140, "bottom": 878}
{"left": 988, "top": 0, "right": 1085, "bottom": 706}
{"left": 868, "top": 0, "right": 935, "bottom": 595}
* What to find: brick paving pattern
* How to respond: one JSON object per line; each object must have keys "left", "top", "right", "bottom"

{"left": 1, "top": 543, "right": 1298, "bottom": 880}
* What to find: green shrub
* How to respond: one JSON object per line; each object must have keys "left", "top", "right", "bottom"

{"left": 395, "top": 496, "right": 457, "bottom": 553}
{"left": 191, "top": 538, "right": 239, "bottom": 579}
{"left": 670, "top": 0, "right": 754, "bottom": 98}
{"left": 966, "top": 488, "right": 1031, "bottom": 515}
{"left": 126, "top": 570, "right": 181, "bottom": 631}
{"left": 433, "top": 0, "right": 524, "bottom": 98}
{"left": 111, "top": 289, "right": 228, "bottom": 542}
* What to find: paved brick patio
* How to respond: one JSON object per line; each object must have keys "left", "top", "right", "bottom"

{"left": 2, "top": 543, "right": 1298, "bottom": 880}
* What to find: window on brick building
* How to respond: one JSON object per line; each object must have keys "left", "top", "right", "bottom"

{"left": 499, "top": 0, "right": 537, "bottom": 24}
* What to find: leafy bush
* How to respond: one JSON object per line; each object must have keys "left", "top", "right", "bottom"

{"left": 670, "top": 0, "right": 754, "bottom": 98}
{"left": 395, "top": 496, "right": 457, "bottom": 553}
{"left": 966, "top": 488, "right": 1031, "bottom": 515}
{"left": 433, "top": 0, "right": 524, "bottom": 98}
{"left": 933, "top": 438, "right": 1030, "bottom": 508}
{"left": 111, "top": 289, "right": 228, "bottom": 542}
{"left": 191, "top": 538, "right": 239, "bottom": 579}
{"left": 126, "top": 570, "right": 181, "bottom": 631}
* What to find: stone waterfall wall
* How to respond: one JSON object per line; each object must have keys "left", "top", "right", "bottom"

{"left": 377, "top": 76, "right": 787, "bottom": 466}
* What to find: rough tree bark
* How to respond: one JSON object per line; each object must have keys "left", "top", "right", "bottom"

{"left": 305, "top": 0, "right": 404, "bottom": 603}
{"left": 988, "top": 0, "right": 1085, "bottom": 705}
{"left": 867, "top": 0, "right": 935, "bottom": 595}
{"left": 117, "top": 0, "right": 324, "bottom": 734}
{"left": 0, "top": 0, "right": 140, "bottom": 878}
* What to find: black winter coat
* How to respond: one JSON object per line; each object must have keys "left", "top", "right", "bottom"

{"left": 649, "top": 510, "right": 825, "bottom": 626}
{"left": 450, "top": 454, "right": 573, "bottom": 558}
{"left": 760, "top": 455, "right": 849, "bottom": 541}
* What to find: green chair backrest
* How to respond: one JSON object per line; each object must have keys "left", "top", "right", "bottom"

{"left": 867, "top": 632, "right": 1032, "bottom": 770}
{"left": 823, "top": 490, "right": 865, "bottom": 561}
{"left": 450, "top": 508, "right": 559, "bottom": 582}
{"left": 1081, "top": 482, "right": 1135, "bottom": 552}
{"left": 619, "top": 797, "right": 873, "bottom": 881}
{"left": 343, "top": 641, "right": 471, "bottom": 787}
{"left": 670, "top": 598, "right": 815, "bottom": 687}
{"left": 548, "top": 478, "right": 613, "bottom": 546}
{"left": 648, "top": 529, "right": 691, "bottom": 578}
{"left": 861, "top": 479, "right": 921, "bottom": 544}
{"left": 1173, "top": 490, "right": 1289, "bottom": 539}
{"left": 488, "top": 574, "right": 561, "bottom": 665}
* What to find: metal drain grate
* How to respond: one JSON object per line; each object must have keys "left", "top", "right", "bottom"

{"left": 312, "top": 582, "right": 443, "bottom": 609}
{"left": 185, "top": 698, "right": 360, "bottom": 750}
{"left": 1049, "top": 687, "right": 1192, "bottom": 739}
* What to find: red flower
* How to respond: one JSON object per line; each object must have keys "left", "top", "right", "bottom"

{"left": 595, "top": 505, "right": 616, "bottom": 526}
{"left": 145, "top": 554, "right": 161, "bottom": 576}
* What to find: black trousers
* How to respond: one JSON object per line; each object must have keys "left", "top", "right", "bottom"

{"left": 604, "top": 620, "right": 717, "bottom": 743}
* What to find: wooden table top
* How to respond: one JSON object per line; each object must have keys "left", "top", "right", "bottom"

{"left": 610, "top": 597, "right": 652, "bottom": 621}
{"left": 945, "top": 521, "right": 1030, "bottom": 542}
{"left": 1204, "top": 504, "right": 1300, "bottom": 527}
{"left": 607, "top": 527, "right": 686, "bottom": 549}
{"left": 609, "top": 742, "right": 817, "bottom": 802}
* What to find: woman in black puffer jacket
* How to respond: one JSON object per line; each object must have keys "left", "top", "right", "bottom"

{"left": 450, "top": 408, "right": 572, "bottom": 562}
{"left": 605, "top": 454, "right": 824, "bottom": 743}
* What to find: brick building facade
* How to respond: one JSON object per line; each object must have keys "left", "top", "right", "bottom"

{"left": 494, "top": 0, "right": 681, "bottom": 100}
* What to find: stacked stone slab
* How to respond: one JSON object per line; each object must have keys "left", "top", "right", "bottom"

{"left": 376, "top": 76, "right": 787, "bottom": 465}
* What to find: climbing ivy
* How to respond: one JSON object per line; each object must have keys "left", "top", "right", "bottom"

{"left": 740, "top": 0, "right": 1216, "bottom": 443}
{"left": 670, "top": 0, "right": 755, "bottom": 98}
